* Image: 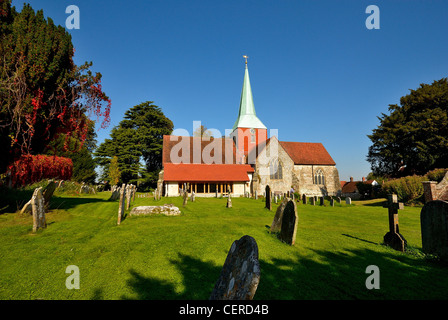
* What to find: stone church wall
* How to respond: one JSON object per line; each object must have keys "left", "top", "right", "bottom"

{"left": 253, "top": 138, "right": 341, "bottom": 197}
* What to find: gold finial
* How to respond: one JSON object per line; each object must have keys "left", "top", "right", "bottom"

{"left": 243, "top": 55, "right": 249, "bottom": 65}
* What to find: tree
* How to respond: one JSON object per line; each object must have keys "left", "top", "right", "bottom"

{"left": 95, "top": 101, "right": 173, "bottom": 186}
{"left": 367, "top": 78, "right": 448, "bottom": 177}
{"left": 108, "top": 156, "right": 120, "bottom": 186}
{"left": 0, "top": 2, "right": 110, "bottom": 175}
{"left": 193, "top": 124, "right": 213, "bottom": 138}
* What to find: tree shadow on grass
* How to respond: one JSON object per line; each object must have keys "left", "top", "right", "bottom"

{"left": 121, "top": 247, "right": 448, "bottom": 300}
{"left": 121, "top": 254, "right": 221, "bottom": 300}
{"left": 48, "top": 196, "right": 108, "bottom": 211}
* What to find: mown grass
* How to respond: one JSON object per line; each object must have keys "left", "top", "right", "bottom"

{"left": 0, "top": 192, "right": 447, "bottom": 300}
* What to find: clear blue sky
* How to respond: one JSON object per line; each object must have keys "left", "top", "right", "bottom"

{"left": 15, "top": 0, "right": 448, "bottom": 181}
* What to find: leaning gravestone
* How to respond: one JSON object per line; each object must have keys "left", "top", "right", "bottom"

{"left": 31, "top": 187, "right": 46, "bottom": 232}
{"left": 278, "top": 200, "right": 298, "bottom": 245}
{"left": 265, "top": 186, "right": 271, "bottom": 210}
{"left": 117, "top": 184, "right": 126, "bottom": 225}
{"left": 420, "top": 200, "right": 448, "bottom": 261}
{"left": 42, "top": 180, "right": 57, "bottom": 207}
{"left": 270, "top": 197, "right": 289, "bottom": 233}
{"left": 209, "top": 235, "right": 261, "bottom": 300}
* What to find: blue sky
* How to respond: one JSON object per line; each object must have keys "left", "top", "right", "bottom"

{"left": 15, "top": 0, "right": 448, "bottom": 181}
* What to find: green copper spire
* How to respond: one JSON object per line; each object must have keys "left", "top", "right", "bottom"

{"left": 232, "top": 57, "right": 267, "bottom": 131}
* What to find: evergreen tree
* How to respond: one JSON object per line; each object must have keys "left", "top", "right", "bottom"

{"left": 367, "top": 78, "right": 448, "bottom": 177}
{"left": 95, "top": 101, "right": 173, "bottom": 186}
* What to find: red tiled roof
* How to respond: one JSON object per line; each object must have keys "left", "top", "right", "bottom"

{"left": 278, "top": 141, "right": 336, "bottom": 165}
{"left": 163, "top": 163, "right": 254, "bottom": 182}
{"left": 341, "top": 181, "right": 358, "bottom": 193}
{"left": 163, "top": 135, "right": 238, "bottom": 164}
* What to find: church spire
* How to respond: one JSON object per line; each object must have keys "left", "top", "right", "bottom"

{"left": 232, "top": 56, "right": 267, "bottom": 131}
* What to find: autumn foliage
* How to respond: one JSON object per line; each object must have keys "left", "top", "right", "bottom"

{"left": 8, "top": 154, "right": 72, "bottom": 188}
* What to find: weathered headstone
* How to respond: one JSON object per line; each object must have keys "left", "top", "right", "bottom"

{"left": 31, "top": 187, "right": 46, "bottom": 232}
{"left": 302, "top": 194, "right": 307, "bottom": 205}
{"left": 330, "top": 198, "right": 334, "bottom": 207}
{"left": 227, "top": 193, "right": 232, "bottom": 208}
{"left": 310, "top": 197, "right": 315, "bottom": 206}
{"left": 420, "top": 200, "right": 448, "bottom": 260}
{"left": 383, "top": 194, "right": 407, "bottom": 252}
{"left": 337, "top": 196, "right": 341, "bottom": 204}
{"left": 346, "top": 197, "right": 352, "bottom": 205}
{"left": 183, "top": 191, "right": 188, "bottom": 207}
{"left": 265, "top": 186, "right": 271, "bottom": 210}
{"left": 270, "top": 197, "right": 289, "bottom": 233}
{"left": 42, "top": 180, "right": 57, "bottom": 207}
{"left": 117, "top": 184, "right": 126, "bottom": 225}
{"left": 130, "top": 204, "right": 181, "bottom": 216}
{"left": 254, "top": 191, "right": 258, "bottom": 200}
{"left": 191, "top": 191, "right": 195, "bottom": 202}
{"left": 126, "top": 184, "right": 132, "bottom": 210}
{"left": 109, "top": 187, "right": 120, "bottom": 201}
{"left": 209, "top": 235, "right": 260, "bottom": 300}
{"left": 319, "top": 196, "right": 324, "bottom": 206}
{"left": 278, "top": 200, "right": 298, "bottom": 245}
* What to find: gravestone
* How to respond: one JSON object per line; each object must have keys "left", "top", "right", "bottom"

{"left": 227, "top": 193, "right": 232, "bottom": 208}
{"left": 42, "top": 180, "right": 57, "bottom": 207}
{"left": 254, "top": 191, "right": 258, "bottom": 200}
{"left": 346, "top": 197, "right": 352, "bottom": 205}
{"left": 319, "top": 197, "right": 324, "bottom": 206}
{"left": 302, "top": 194, "right": 307, "bottom": 205}
{"left": 330, "top": 198, "right": 334, "bottom": 207}
{"left": 273, "top": 194, "right": 278, "bottom": 204}
{"left": 109, "top": 186, "right": 120, "bottom": 201}
{"left": 209, "top": 235, "right": 260, "bottom": 300}
{"left": 278, "top": 200, "right": 298, "bottom": 245}
{"left": 383, "top": 194, "right": 407, "bottom": 252}
{"left": 191, "top": 191, "right": 195, "bottom": 202}
{"left": 216, "top": 190, "right": 218, "bottom": 198}
{"left": 310, "top": 197, "right": 315, "bottom": 206}
{"left": 337, "top": 197, "right": 341, "bottom": 204}
{"left": 130, "top": 204, "right": 181, "bottom": 216}
{"left": 31, "top": 187, "right": 46, "bottom": 232}
{"left": 126, "top": 184, "right": 132, "bottom": 210}
{"left": 183, "top": 191, "right": 188, "bottom": 207}
{"left": 117, "top": 184, "right": 126, "bottom": 225}
{"left": 420, "top": 200, "right": 448, "bottom": 260}
{"left": 265, "top": 186, "right": 271, "bottom": 210}
{"left": 270, "top": 197, "right": 289, "bottom": 233}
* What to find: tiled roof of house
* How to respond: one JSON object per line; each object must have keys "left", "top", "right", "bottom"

{"left": 278, "top": 141, "right": 336, "bottom": 165}
{"left": 163, "top": 163, "right": 254, "bottom": 182}
{"left": 163, "top": 135, "right": 238, "bottom": 165}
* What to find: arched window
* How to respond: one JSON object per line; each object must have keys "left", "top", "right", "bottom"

{"left": 270, "top": 159, "right": 283, "bottom": 180}
{"left": 314, "top": 169, "right": 325, "bottom": 185}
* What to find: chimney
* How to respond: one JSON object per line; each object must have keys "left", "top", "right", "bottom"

{"left": 350, "top": 177, "right": 353, "bottom": 182}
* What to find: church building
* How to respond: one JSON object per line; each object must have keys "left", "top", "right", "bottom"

{"left": 158, "top": 58, "right": 341, "bottom": 198}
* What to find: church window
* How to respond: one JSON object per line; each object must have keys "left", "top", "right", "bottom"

{"left": 314, "top": 169, "right": 325, "bottom": 185}
{"left": 250, "top": 128, "right": 256, "bottom": 143}
{"left": 270, "top": 159, "right": 283, "bottom": 180}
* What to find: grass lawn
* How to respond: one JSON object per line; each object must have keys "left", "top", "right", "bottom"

{"left": 0, "top": 192, "right": 447, "bottom": 300}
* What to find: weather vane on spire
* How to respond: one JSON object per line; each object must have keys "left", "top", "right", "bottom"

{"left": 243, "top": 55, "right": 249, "bottom": 66}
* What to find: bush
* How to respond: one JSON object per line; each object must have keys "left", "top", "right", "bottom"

{"left": 382, "top": 175, "right": 426, "bottom": 204}
{"left": 7, "top": 155, "right": 73, "bottom": 187}
{"left": 425, "top": 168, "right": 448, "bottom": 183}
